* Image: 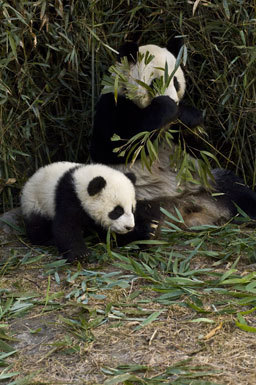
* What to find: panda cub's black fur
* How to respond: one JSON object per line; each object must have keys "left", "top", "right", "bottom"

{"left": 21, "top": 162, "right": 160, "bottom": 262}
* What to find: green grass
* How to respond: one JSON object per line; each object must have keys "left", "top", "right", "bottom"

{"left": 102, "top": 360, "right": 223, "bottom": 385}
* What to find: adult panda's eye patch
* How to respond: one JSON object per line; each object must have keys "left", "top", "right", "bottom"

{"left": 149, "top": 78, "right": 159, "bottom": 90}
{"left": 108, "top": 205, "right": 124, "bottom": 220}
{"left": 174, "top": 76, "right": 180, "bottom": 92}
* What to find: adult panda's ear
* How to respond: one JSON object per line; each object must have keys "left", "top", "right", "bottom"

{"left": 125, "top": 172, "right": 136, "bottom": 185}
{"left": 88, "top": 176, "right": 106, "bottom": 196}
{"left": 118, "top": 42, "right": 138, "bottom": 63}
{"left": 167, "top": 32, "right": 184, "bottom": 58}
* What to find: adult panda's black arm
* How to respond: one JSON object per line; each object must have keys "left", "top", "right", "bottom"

{"left": 170, "top": 102, "right": 207, "bottom": 158}
{"left": 90, "top": 93, "right": 178, "bottom": 165}
{"left": 178, "top": 103, "right": 204, "bottom": 129}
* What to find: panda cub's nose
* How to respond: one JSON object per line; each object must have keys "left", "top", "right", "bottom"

{"left": 125, "top": 226, "right": 134, "bottom": 231}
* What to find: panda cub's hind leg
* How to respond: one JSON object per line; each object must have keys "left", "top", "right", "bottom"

{"left": 23, "top": 213, "right": 53, "bottom": 245}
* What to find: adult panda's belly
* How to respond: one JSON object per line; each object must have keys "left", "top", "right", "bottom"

{"left": 111, "top": 144, "right": 202, "bottom": 201}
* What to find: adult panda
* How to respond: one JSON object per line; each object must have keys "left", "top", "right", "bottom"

{"left": 21, "top": 162, "right": 159, "bottom": 262}
{"left": 90, "top": 34, "right": 256, "bottom": 228}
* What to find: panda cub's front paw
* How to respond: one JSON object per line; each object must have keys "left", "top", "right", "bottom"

{"left": 64, "top": 247, "right": 91, "bottom": 263}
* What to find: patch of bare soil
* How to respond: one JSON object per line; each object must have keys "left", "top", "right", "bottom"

{"left": 6, "top": 292, "right": 256, "bottom": 385}
{"left": 78, "top": 310, "right": 256, "bottom": 385}
{"left": 1, "top": 212, "right": 256, "bottom": 385}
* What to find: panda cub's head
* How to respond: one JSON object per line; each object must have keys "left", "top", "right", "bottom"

{"left": 74, "top": 164, "right": 136, "bottom": 234}
{"left": 117, "top": 35, "right": 186, "bottom": 108}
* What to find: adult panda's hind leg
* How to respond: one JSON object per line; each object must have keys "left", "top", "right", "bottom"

{"left": 159, "top": 194, "right": 231, "bottom": 229}
{"left": 23, "top": 213, "right": 53, "bottom": 245}
{"left": 212, "top": 168, "right": 256, "bottom": 220}
{"left": 159, "top": 169, "right": 256, "bottom": 229}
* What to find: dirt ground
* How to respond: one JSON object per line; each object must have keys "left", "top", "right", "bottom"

{"left": 1, "top": 210, "right": 256, "bottom": 385}
{"left": 8, "top": 301, "right": 256, "bottom": 385}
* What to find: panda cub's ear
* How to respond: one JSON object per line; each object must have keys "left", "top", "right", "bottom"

{"left": 125, "top": 172, "right": 136, "bottom": 185}
{"left": 118, "top": 42, "right": 138, "bottom": 63}
{"left": 88, "top": 176, "right": 106, "bottom": 196}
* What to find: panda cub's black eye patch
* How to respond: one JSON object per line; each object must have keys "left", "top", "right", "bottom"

{"left": 108, "top": 205, "right": 124, "bottom": 220}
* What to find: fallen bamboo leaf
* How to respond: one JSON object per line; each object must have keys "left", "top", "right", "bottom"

{"left": 204, "top": 322, "right": 223, "bottom": 340}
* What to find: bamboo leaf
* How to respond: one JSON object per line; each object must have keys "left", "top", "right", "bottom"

{"left": 235, "top": 321, "right": 256, "bottom": 333}
{"left": 134, "top": 310, "right": 163, "bottom": 331}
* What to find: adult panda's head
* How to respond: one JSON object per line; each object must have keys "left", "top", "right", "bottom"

{"left": 117, "top": 34, "right": 186, "bottom": 108}
{"left": 74, "top": 165, "right": 136, "bottom": 234}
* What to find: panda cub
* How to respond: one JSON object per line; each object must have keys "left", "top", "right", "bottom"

{"left": 21, "top": 162, "right": 159, "bottom": 262}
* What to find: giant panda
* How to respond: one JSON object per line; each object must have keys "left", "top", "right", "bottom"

{"left": 21, "top": 162, "right": 160, "bottom": 262}
{"left": 90, "top": 34, "right": 256, "bottom": 228}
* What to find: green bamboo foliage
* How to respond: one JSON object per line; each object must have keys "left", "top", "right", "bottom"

{"left": 0, "top": 0, "right": 255, "bottom": 211}
{"left": 101, "top": 49, "right": 219, "bottom": 188}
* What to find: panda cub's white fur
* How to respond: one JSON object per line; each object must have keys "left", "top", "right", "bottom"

{"left": 21, "top": 162, "right": 136, "bottom": 233}
{"left": 21, "top": 161, "right": 79, "bottom": 220}
{"left": 21, "top": 162, "right": 136, "bottom": 262}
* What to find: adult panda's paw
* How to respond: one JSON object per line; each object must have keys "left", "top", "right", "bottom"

{"left": 149, "top": 219, "right": 160, "bottom": 237}
{"left": 137, "top": 218, "right": 159, "bottom": 240}
{"left": 150, "top": 96, "right": 178, "bottom": 124}
{"left": 178, "top": 103, "right": 204, "bottom": 129}
{"left": 134, "top": 200, "right": 161, "bottom": 240}
{"left": 114, "top": 201, "right": 161, "bottom": 246}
